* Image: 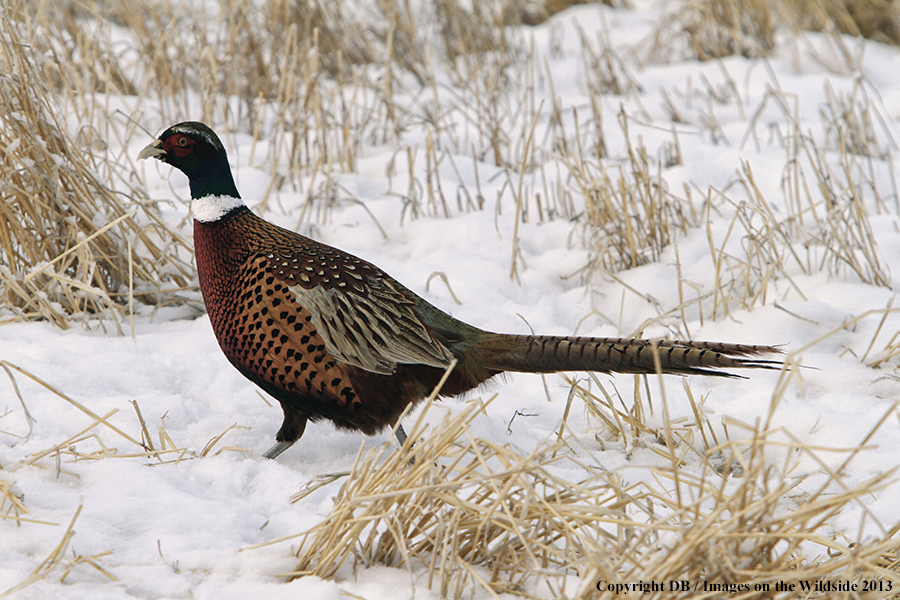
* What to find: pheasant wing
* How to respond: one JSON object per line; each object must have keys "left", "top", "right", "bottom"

{"left": 285, "top": 276, "right": 455, "bottom": 375}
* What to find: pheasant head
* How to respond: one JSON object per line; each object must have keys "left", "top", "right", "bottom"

{"left": 138, "top": 121, "right": 243, "bottom": 221}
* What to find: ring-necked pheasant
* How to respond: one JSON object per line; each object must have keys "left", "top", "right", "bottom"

{"left": 138, "top": 122, "right": 783, "bottom": 459}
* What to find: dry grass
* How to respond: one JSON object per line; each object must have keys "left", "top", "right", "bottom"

{"left": 0, "top": 358, "right": 251, "bottom": 594}
{"left": 781, "top": 0, "right": 900, "bottom": 46}
{"left": 0, "top": 3, "right": 195, "bottom": 328}
{"left": 690, "top": 76, "right": 894, "bottom": 320}
{"left": 651, "top": 0, "right": 776, "bottom": 62}
{"left": 0, "top": 479, "right": 34, "bottom": 526}
{"left": 5, "top": 0, "right": 896, "bottom": 328}
{"left": 0, "top": 360, "right": 251, "bottom": 466}
{"left": 0, "top": 505, "right": 119, "bottom": 598}
{"left": 4, "top": 0, "right": 900, "bottom": 597}
{"left": 562, "top": 110, "right": 698, "bottom": 277}
{"left": 6, "top": 353, "right": 900, "bottom": 598}
{"left": 282, "top": 379, "right": 900, "bottom": 599}
{"left": 650, "top": 0, "right": 900, "bottom": 64}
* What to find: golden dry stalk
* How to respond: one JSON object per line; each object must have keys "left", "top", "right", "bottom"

{"left": 287, "top": 393, "right": 900, "bottom": 599}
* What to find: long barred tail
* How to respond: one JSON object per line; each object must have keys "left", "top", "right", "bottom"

{"left": 480, "top": 335, "right": 783, "bottom": 378}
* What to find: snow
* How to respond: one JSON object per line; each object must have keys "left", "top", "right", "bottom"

{"left": 4, "top": 2, "right": 900, "bottom": 598}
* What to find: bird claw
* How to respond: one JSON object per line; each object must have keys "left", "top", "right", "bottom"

{"left": 394, "top": 424, "right": 408, "bottom": 447}
{"left": 393, "top": 424, "right": 417, "bottom": 465}
{"left": 262, "top": 440, "right": 295, "bottom": 460}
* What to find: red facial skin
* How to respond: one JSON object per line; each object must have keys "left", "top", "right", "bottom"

{"left": 162, "top": 133, "right": 196, "bottom": 158}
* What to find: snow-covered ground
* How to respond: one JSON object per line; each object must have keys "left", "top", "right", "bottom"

{"left": 3, "top": 2, "right": 900, "bottom": 598}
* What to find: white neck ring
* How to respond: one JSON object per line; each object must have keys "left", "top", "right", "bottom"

{"left": 192, "top": 195, "right": 245, "bottom": 222}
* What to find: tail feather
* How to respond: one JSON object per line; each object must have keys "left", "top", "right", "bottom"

{"left": 478, "top": 335, "right": 783, "bottom": 378}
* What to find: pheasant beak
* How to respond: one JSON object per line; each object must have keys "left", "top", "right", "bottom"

{"left": 137, "top": 138, "right": 167, "bottom": 161}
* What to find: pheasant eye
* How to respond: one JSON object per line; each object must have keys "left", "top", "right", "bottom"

{"left": 165, "top": 134, "right": 196, "bottom": 158}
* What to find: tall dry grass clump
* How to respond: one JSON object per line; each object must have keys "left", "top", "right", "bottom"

{"left": 781, "top": 0, "right": 900, "bottom": 46}
{"left": 284, "top": 392, "right": 900, "bottom": 599}
{"left": 0, "top": 7, "right": 194, "bottom": 328}
{"left": 648, "top": 0, "right": 776, "bottom": 61}
{"left": 649, "top": 0, "right": 900, "bottom": 63}
{"left": 563, "top": 111, "right": 698, "bottom": 276}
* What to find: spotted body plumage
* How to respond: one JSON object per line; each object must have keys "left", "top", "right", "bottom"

{"left": 140, "top": 122, "right": 784, "bottom": 459}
